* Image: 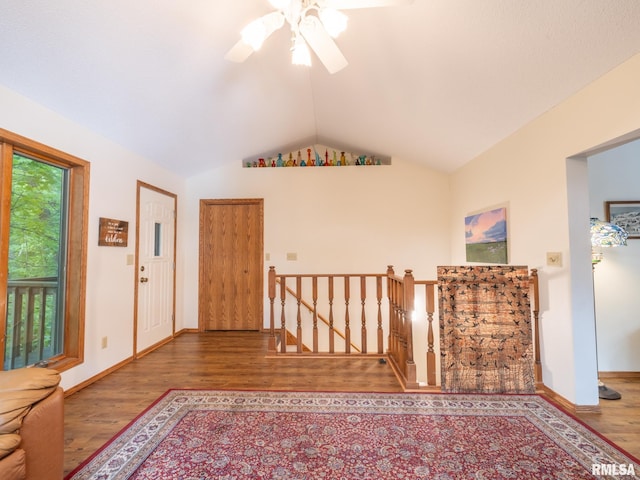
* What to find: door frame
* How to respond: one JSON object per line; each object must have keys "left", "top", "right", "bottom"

{"left": 198, "top": 198, "right": 264, "bottom": 332}
{"left": 134, "top": 180, "right": 178, "bottom": 357}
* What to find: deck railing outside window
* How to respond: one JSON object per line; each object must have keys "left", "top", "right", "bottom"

{"left": 5, "top": 277, "right": 60, "bottom": 369}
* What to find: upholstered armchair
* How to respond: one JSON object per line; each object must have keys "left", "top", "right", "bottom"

{"left": 0, "top": 367, "right": 63, "bottom": 480}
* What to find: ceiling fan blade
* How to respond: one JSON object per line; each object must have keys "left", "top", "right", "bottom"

{"left": 224, "top": 39, "right": 254, "bottom": 63}
{"left": 299, "top": 16, "right": 348, "bottom": 74}
{"left": 319, "top": 0, "right": 414, "bottom": 9}
{"left": 225, "top": 11, "right": 285, "bottom": 63}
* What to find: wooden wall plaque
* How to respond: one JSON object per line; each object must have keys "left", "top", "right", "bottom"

{"left": 98, "top": 217, "right": 128, "bottom": 247}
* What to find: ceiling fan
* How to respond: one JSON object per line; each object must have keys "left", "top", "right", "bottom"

{"left": 225, "top": 0, "right": 414, "bottom": 74}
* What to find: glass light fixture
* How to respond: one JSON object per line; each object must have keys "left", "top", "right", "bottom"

{"left": 241, "top": 18, "right": 268, "bottom": 51}
{"left": 319, "top": 8, "right": 348, "bottom": 38}
{"left": 269, "top": 0, "right": 291, "bottom": 8}
{"left": 241, "top": 12, "right": 286, "bottom": 52}
{"left": 291, "top": 35, "right": 312, "bottom": 66}
{"left": 228, "top": 0, "right": 354, "bottom": 72}
{"left": 590, "top": 218, "right": 628, "bottom": 265}
{"left": 589, "top": 217, "right": 627, "bottom": 400}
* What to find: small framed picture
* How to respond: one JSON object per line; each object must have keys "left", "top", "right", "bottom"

{"left": 464, "top": 207, "right": 508, "bottom": 263}
{"left": 605, "top": 201, "right": 640, "bottom": 239}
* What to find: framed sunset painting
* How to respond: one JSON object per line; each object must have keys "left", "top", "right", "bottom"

{"left": 465, "top": 207, "right": 508, "bottom": 263}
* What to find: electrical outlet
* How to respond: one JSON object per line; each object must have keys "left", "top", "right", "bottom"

{"left": 286, "top": 252, "right": 297, "bottom": 261}
{"left": 101, "top": 336, "right": 108, "bottom": 349}
{"left": 546, "top": 252, "right": 562, "bottom": 267}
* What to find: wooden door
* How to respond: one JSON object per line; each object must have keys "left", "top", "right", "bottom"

{"left": 199, "top": 199, "right": 263, "bottom": 330}
{"left": 135, "top": 184, "right": 176, "bottom": 354}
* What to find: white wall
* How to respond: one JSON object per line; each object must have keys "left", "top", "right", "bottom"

{"left": 450, "top": 53, "right": 640, "bottom": 406}
{"left": 0, "top": 85, "right": 186, "bottom": 391}
{"left": 589, "top": 139, "right": 640, "bottom": 372}
{"left": 0, "top": 80, "right": 451, "bottom": 390}
{"left": 183, "top": 158, "right": 452, "bottom": 330}
{"left": 5, "top": 51, "right": 640, "bottom": 400}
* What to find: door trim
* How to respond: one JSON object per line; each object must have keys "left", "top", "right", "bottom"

{"left": 134, "top": 181, "right": 178, "bottom": 358}
{"left": 198, "top": 198, "right": 264, "bottom": 332}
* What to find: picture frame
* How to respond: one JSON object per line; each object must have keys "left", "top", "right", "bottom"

{"left": 464, "top": 207, "right": 508, "bottom": 264}
{"left": 605, "top": 201, "right": 640, "bottom": 239}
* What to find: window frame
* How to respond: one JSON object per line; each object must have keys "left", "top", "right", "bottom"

{"left": 0, "top": 128, "right": 89, "bottom": 371}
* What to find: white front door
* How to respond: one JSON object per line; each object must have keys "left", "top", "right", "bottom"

{"left": 136, "top": 184, "right": 176, "bottom": 355}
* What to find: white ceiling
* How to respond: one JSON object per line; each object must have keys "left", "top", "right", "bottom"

{"left": 1, "top": 1, "right": 640, "bottom": 176}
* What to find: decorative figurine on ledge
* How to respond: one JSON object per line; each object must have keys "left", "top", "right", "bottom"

{"left": 243, "top": 146, "right": 389, "bottom": 168}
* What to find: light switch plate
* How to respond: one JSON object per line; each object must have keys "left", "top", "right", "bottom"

{"left": 546, "top": 252, "right": 562, "bottom": 267}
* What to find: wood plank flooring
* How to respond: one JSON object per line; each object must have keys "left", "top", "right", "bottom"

{"left": 575, "top": 377, "right": 640, "bottom": 461}
{"left": 63, "top": 331, "right": 640, "bottom": 476}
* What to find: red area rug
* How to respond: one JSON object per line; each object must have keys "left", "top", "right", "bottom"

{"left": 66, "top": 390, "right": 639, "bottom": 479}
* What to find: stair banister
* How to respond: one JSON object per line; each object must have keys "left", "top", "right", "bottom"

{"left": 268, "top": 266, "right": 277, "bottom": 353}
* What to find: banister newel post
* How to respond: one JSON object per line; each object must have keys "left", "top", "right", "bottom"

{"left": 268, "top": 266, "right": 276, "bottom": 353}
{"left": 403, "top": 269, "right": 417, "bottom": 388}
{"left": 531, "top": 268, "right": 542, "bottom": 384}
{"left": 386, "top": 266, "right": 394, "bottom": 355}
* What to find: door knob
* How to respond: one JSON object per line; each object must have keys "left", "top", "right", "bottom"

{"left": 140, "top": 277, "right": 149, "bottom": 283}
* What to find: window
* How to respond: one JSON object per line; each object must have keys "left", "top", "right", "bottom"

{"left": 154, "top": 222, "right": 162, "bottom": 257}
{"left": 0, "top": 129, "right": 89, "bottom": 371}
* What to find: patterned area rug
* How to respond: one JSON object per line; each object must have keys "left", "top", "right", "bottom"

{"left": 66, "top": 390, "right": 639, "bottom": 480}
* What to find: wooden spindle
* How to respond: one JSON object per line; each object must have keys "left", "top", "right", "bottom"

{"left": 296, "top": 276, "right": 302, "bottom": 353}
{"left": 344, "top": 275, "right": 351, "bottom": 353}
{"left": 26, "top": 288, "right": 36, "bottom": 357}
{"left": 425, "top": 282, "right": 436, "bottom": 386}
{"left": 268, "top": 266, "right": 277, "bottom": 352}
{"left": 399, "top": 280, "right": 404, "bottom": 360}
{"left": 393, "top": 277, "right": 401, "bottom": 360}
{"left": 280, "top": 276, "right": 287, "bottom": 353}
{"left": 312, "top": 276, "right": 318, "bottom": 353}
{"left": 13, "top": 289, "right": 24, "bottom": 368}
{"left": 38, "top": 288, "right": 48, "bottom": 359}
{"left": 403, "top": 269, "right": 417, "bottom": 388}
{"left": 531, "top": 268, "right": 542, "bottom": 384}
{"left": 328, "top": 276, "right": 335, "bottom": 353}
{"left": 386, "top": 266, "right": 395, "bottom": 356}
{"left": 360, "top": 275, "right": 367, "bottom": 353}
{"left": 376, "top": 275, "right": 383, "bottom": 354}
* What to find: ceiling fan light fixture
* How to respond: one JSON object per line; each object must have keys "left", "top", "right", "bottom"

{"left": 319, "top": 8, "right": 348, "bottom": 38}
{"left": 241, "top": 18, "right": 268, "bottom": 51}
{"left": 269, "top": 0, "right": 291, "bottom": 8}
{"left": 241, "top": 11, "right": 285, "bottom": 51}
{"left": 291, "top": 35, "right": 312, "bottom": 66}
{"left": 226, "top": 0, "right": 412, "bottom": 72}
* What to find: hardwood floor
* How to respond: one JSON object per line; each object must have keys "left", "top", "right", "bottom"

{"left": 575, "top": 376, "right": 640, "bottom": 460}
{"left": 63, "top": 331, "right": 640, "bottom": 476}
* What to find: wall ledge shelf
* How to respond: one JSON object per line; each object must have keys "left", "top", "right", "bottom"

{"left": 242, "top": 142, "right": 391, "bottom": 168}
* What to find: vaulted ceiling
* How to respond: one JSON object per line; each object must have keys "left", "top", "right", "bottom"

{"left": 1, "top": 1, "right": 640, "bottom": 176}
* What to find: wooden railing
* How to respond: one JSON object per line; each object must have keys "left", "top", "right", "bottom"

{"left": 277, "top": 281, "right": 361, "bottom": 352}
{"left": 5, "top": 277, "right": 59, "bottom": 369}
{"left": 267, "top": 266, "right": 541, "bottom": 390}
{"left": 267, "top": 265, "right": 434, "bottom": 389}
{"left": 386, "top": 267, "right": 438, "bottom": 389}
{"left": 268, "top": 267, "right": 386, "bottom": 355}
